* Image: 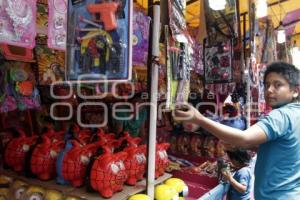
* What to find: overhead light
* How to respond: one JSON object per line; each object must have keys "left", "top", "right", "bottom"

{"left": 209, "top": 0, "right": 226, "bottom": 11}
{"left": 277, "top": 23, "right": 286, "bottom": 43}
{"left": 256, "top": 0, "right": 268, "bottom": 18}
{"left": 291, "top": 41, "right": 300, "bottom": 68}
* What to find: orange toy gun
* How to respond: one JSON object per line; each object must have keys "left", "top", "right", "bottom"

{"left": 86, "top": 2, "right": 119, "bottom": 31}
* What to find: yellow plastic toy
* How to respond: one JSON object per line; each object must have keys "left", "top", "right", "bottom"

{"left": 0, "top": 174, "right": 13, "bottom": 200}
{"left": 64, "top": 196, "right": 83, "bottom": 200}
{"left": 165, "top": 178, "right": 189, "bottom": 199}
{"left": 0, "top": 175, "right": 13, "bottom": 186}
{"left": 21, "top": 185, "right": 46, "bottom": 200}
{"left": 10, "top": 180, "right": 28, "bottom": 200}
{"left": 155, "top": 184, "right": 178, "bottom": 200}
{"left": 45, "top": 189, "right": 64, "bottom": 200}
{"left": 128, "top": 194, "right": 151, "bottom": 200}
{"left": 0, "top": 188, "right": 10, "bottom": 200}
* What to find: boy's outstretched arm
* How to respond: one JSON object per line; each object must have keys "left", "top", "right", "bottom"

{"left": 174, "top": 105, "right": 268, "bottom": 148}
{"left": 222, "top": 170, "right": 247, "bottom": 193}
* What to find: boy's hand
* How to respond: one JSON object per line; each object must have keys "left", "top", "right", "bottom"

{"left": 221, "top": 169, "right": 232, "bottom": 182}
{"left": 173, "top": 103, "right": 204, "bottom": 124}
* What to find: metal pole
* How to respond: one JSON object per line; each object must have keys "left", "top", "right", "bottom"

{"left": 146, "top": 3, "right": 160, "bottom": 198}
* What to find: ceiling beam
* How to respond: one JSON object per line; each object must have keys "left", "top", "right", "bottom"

{"left": 274, "top": 18, "right": 300, "bottom": 29}
{"left": 240, "top": 0, "right": 289, "bottom": 15}
{"left": 187, "top": 0, "right": 198, "bottom": 6}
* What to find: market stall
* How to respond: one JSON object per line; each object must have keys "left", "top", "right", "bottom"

{"left": 1, "top": 0, "right": 300, "bottom": 200}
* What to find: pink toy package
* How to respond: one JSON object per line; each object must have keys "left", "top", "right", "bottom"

{"left": 0, "top": 0, "right": 37, "bottom": 49}
{"left": 47, "top": 0, "right": 67, "bottom": 50}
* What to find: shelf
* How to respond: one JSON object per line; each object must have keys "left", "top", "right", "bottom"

{"left": 0, "top": 169, "right": 172, "bottom": 200}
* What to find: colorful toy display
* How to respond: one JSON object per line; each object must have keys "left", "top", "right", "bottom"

{"left": 90, "top": 146, "right": 127, "bottom": 198}
{"left": 155, "top": 143, "right": 170, "bottom": 178}
{"left": 155, "top": 184, "right": 178, "bottom": 200}
{"left": 0, "top": 44, "right": 34, "bottom": 62}
{"left": 0, "top": 175, "right": 13, "bottom": 200}
{"left": 56, "top": 139, "right": 74, "bottom": 185}
{"left": 10, "top": 179, "right": 28, "bottom": 200}
{"left": 120, "top": 132, "right": 147, "bottom": 185}
{"left": 128, "top": 194, "right": 151, "bottom": 200}
{"left": 132, "top": 7, "right": 150, "bottom": 66}
{"left": 30, "top": 135, "right": 64, "bottom": 180}
{"left": 7, "top": 62, "right": 41, "bottom": 111}
{"left": 204, "top": 41, "right": 233, "bottom": 84}
{"left": 4, "top": 129, "right": 37, "bottom": 172}
{"left": 61, "top": 140, "right": 102, "bottom": 187}
{"left": 66, "top": 0, "right": 132, "bottom": 82}
{"left": 45, "top": 189, "right": 64, "bottom": 200}
{"left": 165, "top": 178, "right": 188, "bottom": 200}
{"left": 0, "top": 0, "right": 37, "bottom": 48}
{"left": 20, "top": 185, "right": 46, "bottom": 200}
{"left": 35, "top": 45, "right": 65, "bottom": 85}
{"left": 48, "top": 0, "right": 67, "bottom": 50}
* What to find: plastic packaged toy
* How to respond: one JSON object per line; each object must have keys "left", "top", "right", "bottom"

{"left": 66, "top": 0, "right": 132, "bottom": 82}
{"left": 48, "top": 0, "right": 67, "bottom": 50}
{"left": 0, "top": 0, "right": 37, "bottom": 49}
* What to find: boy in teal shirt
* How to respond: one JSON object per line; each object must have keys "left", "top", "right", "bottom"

{"left": 174, "top": 62, "right": 300, "bottom": 199}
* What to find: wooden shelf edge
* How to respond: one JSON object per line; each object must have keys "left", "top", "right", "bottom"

{"left": 0, "top": 168, "right": 172, "bottom": 200}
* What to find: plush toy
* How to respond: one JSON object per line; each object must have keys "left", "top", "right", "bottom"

{"left": 190, "top": 135, "right": 203, "bottom": 156}
{"left": 0, "top": 175, "right": 13, "bottom": 200}
{"left": 128, "top": 194, "right": 151, "bottom": 200}
{"left": 56, "top": 140, "right": 73, "bottom": 185}
{"left": 90, "top": 146, "right": 127, "bottom": 198}
{"left": 155, "top": 184, "right": 178, "bottom": 200}
{"left": 4, "top": 129, "right": 37, "bottom": 172}
{"left": 169, "top": 135, "right": 178, "bottom": 154}
{"left": 177, "top": 135, "right": 190, "bottom": 155}
{"left": 45, "top": 189, "right": 64, "bottom": 200}
{"left": 31, "top": 136, "right": 64, "bottom": 180}
{"left": 10, "top": 180, "right": 28, "bottom": 200}
{"left": 216, "top": 140, "right": 226, "bottom": 158}
{"left": 120, "top": 132, "right": 147, "bottom": 185}
{"left": 61, "top": 140, "right": 102, "bottom": 187}
{"left": 165, "top": 178, "right": 188, "bottom": 200}
{"left": 20, "top": 185, "right": 45, "bottom": 200}
{"left": 64, "top": 196, "right": 82, "bottom": 200}
{"left": 203, "top": 137, "right": 217, "bottom": 158}
{"left": 155, "top": 143, "right": 170, "bottom": 178}
{"left": 182, "top": 122, "right": 200, "bottom": 132}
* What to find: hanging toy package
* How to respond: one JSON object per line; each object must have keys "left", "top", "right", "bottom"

{"left": 66, "top": 0, "right": 133, "bottom": 82}
{"left": 48, "top": 0, "right": 68, "bottom": 50}
{"left": 0, "top": 64, "right": 17, "bottom": 113}
{"left": 8, "top": 62, "right": 41, "bottom": 111}
{"left": 0, "top": 0, "right": 37, "bottom": 48}
{"left": 132, "top": 7, "right": 150, "bottom": 67}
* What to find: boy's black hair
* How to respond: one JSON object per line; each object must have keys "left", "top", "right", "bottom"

{"left": 263, "top": 62, "right": 300, "bottom": 89}
{"left": 226, "top": 149, "right": 251, "bottom": 165}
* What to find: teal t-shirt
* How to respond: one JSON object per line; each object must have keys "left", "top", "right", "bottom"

{"left": 228, "top": 167, "right": 252, "bottom": 200}
{"left": 255, "top": 103, "right": 300, "bottom": 200}
{"left": 114, "top": 107, "right": 147, "bottom": 137}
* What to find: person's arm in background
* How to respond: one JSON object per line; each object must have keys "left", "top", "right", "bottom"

{"left": 174, "top": 105, "right": 268, "bottom": 148}
{"left": 222, "top": 170, "right": 247, "bottom": 193}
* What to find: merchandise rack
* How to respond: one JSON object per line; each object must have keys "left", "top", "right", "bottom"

{"left": 0, "top": 168, "right": 171, "bottom": 200}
